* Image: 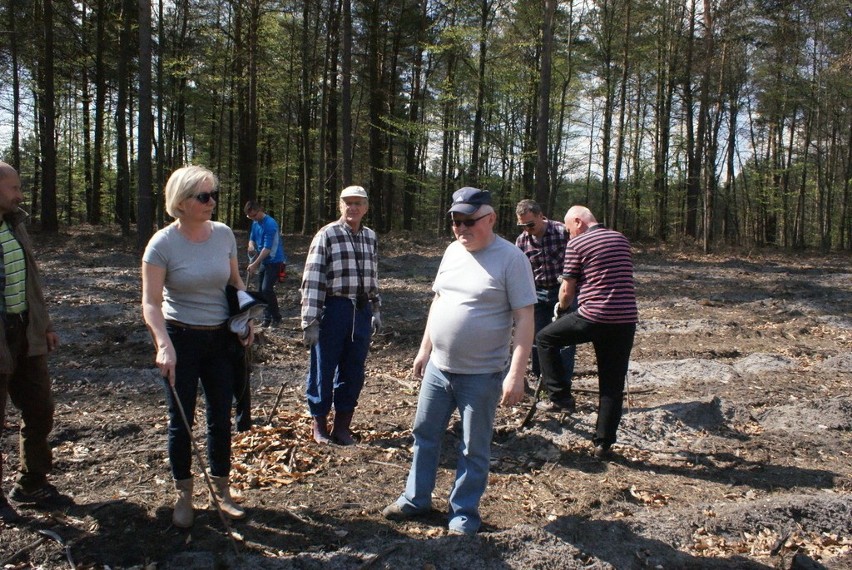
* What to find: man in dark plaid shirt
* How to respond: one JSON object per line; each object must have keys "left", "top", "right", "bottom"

{"left": 515, "top": 199, "right": 576, "bottom": 412}
{"left": 300, "top": 185, "right": 381, "bottom": 445}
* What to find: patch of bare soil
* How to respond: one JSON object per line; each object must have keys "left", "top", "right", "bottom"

{"left": 2, "top": 227, "right": 851, "bottom": 569}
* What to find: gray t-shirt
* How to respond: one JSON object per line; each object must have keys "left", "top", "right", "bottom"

{"left": 142, "top": 222, "right": 237, "bottom": 326}
{"left": 428, "top": 236, "right": 536, "bottom": 374}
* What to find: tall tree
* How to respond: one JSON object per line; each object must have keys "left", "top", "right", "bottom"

{"left": 341, "top": 0, "right": 353, "bottom": 185}
{"left": 137, "top": 0, "right": 154, "bottom": 249}
{"left": 469, "top": 0, "right": 492, "bottom": 187}
{"left": 610, "top": 0, "right": 631, "bottom": 230}
{"left": 534, "top": 0, "right": 555, "bottom": 206}
{"left": 37, "top": 0, "right": 59, "bottom": 232}
{"left": 91, "top": 0, "right": 108, "bottom": 225}
{"left": 115, "top": 0, "right": 133, "bottom": 235}
{"left": 366, "top": 0, "right": 387, "bottom": 231}
{"left": 235, "top": 0, "right": 260, "bottom": 221}
{"left": 8, "top": 0, "right": 21, "bottom": 171}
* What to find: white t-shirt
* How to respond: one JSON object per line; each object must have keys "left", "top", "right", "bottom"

{"left": 143, "top": 222, "right": 237, "bottom": 326}
{"left": 428, "top": 236, "right": 536, "bottom": 374}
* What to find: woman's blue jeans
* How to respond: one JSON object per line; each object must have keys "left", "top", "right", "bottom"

{"left": 163, "top": 324, "right": 235, "bottom": 480}
{"left": 395, "top": 361, "right": 502, "bottom": 534}
{"left": 305, "top": 296, "right": 372, "bottom": 417}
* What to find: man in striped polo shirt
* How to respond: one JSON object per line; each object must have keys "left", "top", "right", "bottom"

{"left": 0, "top": 162, "right": 71, "bottom": 523}
{"left": 536, "top": 205, "right": 638, "bottom": 459}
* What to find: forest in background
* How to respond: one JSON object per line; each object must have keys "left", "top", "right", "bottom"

{"left": 0, "top": 0, "right": 849, "bottom": 252}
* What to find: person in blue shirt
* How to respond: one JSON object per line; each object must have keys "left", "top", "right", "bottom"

{"left": 244, "top": 201, "right": 286, "bottom": 327}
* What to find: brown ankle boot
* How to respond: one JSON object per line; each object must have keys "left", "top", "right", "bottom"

{"left": 208, "top": 473, "right": 245, "bottom": 520}
{"left": 332, "top": 410, "right": 355, "bottom": 446}
{"left": 172, "top": 478, "right": 194, "bottom": 528}
{"left": 312, "top": 415, "right": 332, "bottom": 444}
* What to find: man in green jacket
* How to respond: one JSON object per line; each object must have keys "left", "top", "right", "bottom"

{"left": 0, "top": 161, "right": 71, "bottom": 523}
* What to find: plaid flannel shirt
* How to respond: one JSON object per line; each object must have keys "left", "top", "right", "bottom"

{"left": 515, "top": 219, "right": 568, "bottom": 289}
{"left": 300, "top": 220, "right": 380, "bottom": 328}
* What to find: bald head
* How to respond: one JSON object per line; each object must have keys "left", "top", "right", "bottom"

{"left": 0, "top": 161, "right": 18, "bottom": 181}
{"left": 564, "top": 206, "right": 597, "bottom": 238}
{"left": 0, "top": 161, "right": 23, "bottom": 216}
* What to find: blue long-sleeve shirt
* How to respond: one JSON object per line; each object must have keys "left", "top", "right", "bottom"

{"left": 249, "top": 214, "right": 286, "bottom": 265}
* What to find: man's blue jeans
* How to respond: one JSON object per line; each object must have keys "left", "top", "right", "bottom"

{"left": 163, "top": 324, "right": 235, "bottom": 479}
{"left": 256, "top": 262, "right": 282, "bottom": 323}
{"left": 305, "top": 296, "right": 372, "bottom": 417}
{"left": 533, "top": 287, "right": 575, "bottom": 403}
{"left": 394, "top": 361, "right": 502, "bottom": 534}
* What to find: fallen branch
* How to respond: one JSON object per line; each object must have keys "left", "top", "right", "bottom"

{"left": 0, "top": 536, "right": 47, "bottom": 566}
{"left": 266, "top": 382, "right": 287, "bottom": 424}
{"left": 571, "top": 387, "right": 653, "bottom": 395}
{"left": 368, "top": 460, "right": 409, "bottom": 471}
{"left": 358, "top": 543, "right": 403, "bottom": 569}
{"left": 88, "top": 499, "right": 126, "bottom": 514}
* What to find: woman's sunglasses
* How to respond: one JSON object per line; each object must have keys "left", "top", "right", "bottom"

{"left": 194, "top": 191, "right": 219, "bottom": 204}
{"left": 451, "top": 213, "right": 490, "bottom": 228}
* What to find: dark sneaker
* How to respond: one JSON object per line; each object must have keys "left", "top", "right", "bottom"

{"left": 536, "top": 397, "right": 576, "bottom": 413}
{"left": 9, "top": 483, "right": 74, "bottom": 508}
{"left": 593, "top": 445, "right": 614, "bottom": 460}
{"left": 0, "top": 496, "right": 21, "bottom": 523}
{"left": 381, "top": 502, "right": 424, "bottom": 521}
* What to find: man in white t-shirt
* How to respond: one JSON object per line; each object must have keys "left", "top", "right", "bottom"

{"left": 382, "top": 187, "right": 536, "bottom": 535}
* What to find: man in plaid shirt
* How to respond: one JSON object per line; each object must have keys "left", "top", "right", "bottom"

{"left": 515, "top": 199, "right": 576, "bottom": 412}
{"left": 300, "top": 185, "right": 381, "bottom": 445}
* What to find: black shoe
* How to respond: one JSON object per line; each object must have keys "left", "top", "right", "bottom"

{"left": 536, "top": 396, "right": 576, "bottom": 413}
{"left": 9, "top": 483, "right": 74, "bottom": 508}
{"left": 593, "top": 445, "right": 614, "bottom": 460}
{"left": 0, "top": 495, "right": 21, "bottom": 523}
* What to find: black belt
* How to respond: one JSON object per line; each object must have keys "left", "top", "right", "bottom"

{"left": 166, "top": 319, "right": 227, "bottom": 331}
{"left": 3, "top": 311, "right": 28, "bottom": 329}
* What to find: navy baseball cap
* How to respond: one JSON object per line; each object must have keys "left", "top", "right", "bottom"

{"left": 448, "top": 187, "right": 492, "bottom": 215}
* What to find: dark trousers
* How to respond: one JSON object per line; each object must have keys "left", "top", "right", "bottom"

{"left": 537, "top": 313, "right": 635, "bottom": 447}
{"left": 533, "top": 287, "right": 576, "bottom": 403}
{"left": 0, "top": 313, "right": 55, "bottom": 491}
{"left": 163, "top": 324, "right": 235, "bottom": 480}
{"left": 256, "top": 263, "right": 282, "bottom": 323}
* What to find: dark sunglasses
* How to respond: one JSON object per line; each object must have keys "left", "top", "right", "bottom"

{"left": 517, "top": 221, "right": 536, "bottom": 229}
{"left": 194, "top": 191, "right": 219, "bottom": 204}
{"left": 451, "top": 213, "right": 490, "bottom": 228}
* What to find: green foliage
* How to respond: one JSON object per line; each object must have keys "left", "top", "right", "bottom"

{"left": 0, "top": 0, "right": 847, "bottom": 248}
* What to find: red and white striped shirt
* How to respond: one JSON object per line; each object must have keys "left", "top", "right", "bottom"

{"left": 562, "top": 225, "right": 637, "bottom": 324}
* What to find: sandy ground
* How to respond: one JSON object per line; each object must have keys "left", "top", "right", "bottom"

{"left": 1, "top": 227, "right": 850, "bottom": 569}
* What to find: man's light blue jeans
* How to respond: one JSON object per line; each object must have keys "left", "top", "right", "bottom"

{"left": 394, "top": 361, "right": 502, "bottom": 534}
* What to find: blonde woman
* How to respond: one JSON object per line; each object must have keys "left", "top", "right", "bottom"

{"left": 141, "top": 165, "right": 252, "bottom": 528}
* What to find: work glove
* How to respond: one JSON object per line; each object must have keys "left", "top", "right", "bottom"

{"left": 552, "top": 303, "right": 569, "bottom": 322}
{"left": 371, "top": 311, "right": 383, "bottom": 335}
{"left": 303, "top": 323, "right": 319, "bottom": 347}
